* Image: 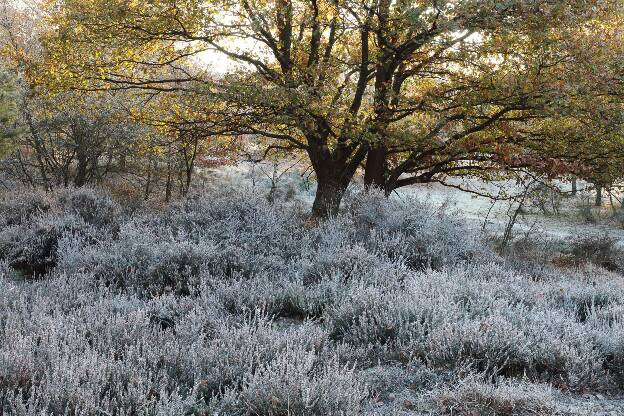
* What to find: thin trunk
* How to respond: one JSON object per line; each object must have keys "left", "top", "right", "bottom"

{"left": 74, "top": 154, "right": 87, "bottom": 187}
{"left": 571, "top": 178, "right": 577, "bottom": 196}
{"left": 184, "top": 164, "right": 193, "bottom": 196}
{"left": 267, "top": 163, "right": 278, "bottom": 203}
{"left": 595, "top": 184, "right": 602, "bottom": 207}
{"left": 500, "top": 184, "right": 531, "bottom": 251}
{"left": 119, "top": 154, "right": 127, "bottom": 170}
{"left": 16, "top": 150, "right": 36, "bottom": 187}
{"left": 144, "top": 158, "right": 153, "bottom": 201}
{"left": 22, "top": 96, "right": 51, "bottom": 189}
{"left": 181, "top": 138, "right": 198, "bottom": 196}
{"left": 165, "top": 159, "right": 173, "bottom": 202}
{"left": 609, "top": 188, "right": 616, "bottom": 214}
{"left": 102, "top": 152, "right": 114, "bottom": 180}
{"left": 178, "top": 170, "right": 185, "bottom": 197}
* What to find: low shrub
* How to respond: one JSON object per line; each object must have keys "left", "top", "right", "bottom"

{"left": 0, "top": 187, "right": 120, "bottom": 276}
{"left": 57, "top": 186, "right": 120, "bottom": 229}
{"left": 569, "top": 233, "right": 624, "bottom": 271}
{"left": 58, "top": 225, "right": 218, "bottom": 295}
{"left": 0, "top": 187, "right": 52, "bottom": 226}
{"left": 0, "top": 213, "right": 98, "bottom": 275}
{"left": 214, "top": 352, "right": 367, "bottom": 415}
{"left": 433, "top": 378, "right": 564, "bottom": 416}
{"left": 343, "top": 189, "right": 494, "bottom": 269}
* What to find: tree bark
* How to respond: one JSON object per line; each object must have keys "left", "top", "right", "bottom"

{"left": 118, "top": 154, "right": 127, "bottom": 170}
{"left": 311, "top": 178, "right": 346, "bottom": 218}
{"left": 165, "top": 159, "right": 173, "bottom": 202}
{"left": 595, "top": 184, "right": 602, "bottom": 207}
{"left": 364, "top": 145, "right": 386, "bottom": 189}
{"left": 308, "top": 140, "right": 368, "bottom": 218}
{"left": 144, "top": 158, "right": 153, "bottom": 201}
{"left": 74, "top": 154, "right": 88, "bottom": 187}
{"left": 184, "top": 162, "right": 193, "bottom": 196}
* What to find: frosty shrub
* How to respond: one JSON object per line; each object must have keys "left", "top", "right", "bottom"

{"left": 341, "top": 188, "right": 496, "bottom": 269}
{"left": 433, "top": 378, "right": 563, "bottom": 416}
{"left": 3, "top": 185, "right": 624, "bottom": 414}
{"left": 498, "top": 235, "right": 568, "bottom": 280}
{"left": 325, "top": 263, "right": 623, "bottom": 391}
{"left": 58, "top": 223, "right": 219, "bottom": 295}
{"left": 0, "top": 187, "right": 119, "bottom": 276}
{"left": 0, "top": 213, "right": 99, "bottom": 275}
{"left": 215, "top": 351, "right": 367, "bottom": 415}
{"left": 0, "top": 187, "right": 52, "bottom": 226}
{"left": 569, "top": 233, "right": 624, "bottom": 272}
{"left": 57, "top": 186, "right": 120, "bottom": 229}
{"left": 0, "top": 186, "right": 120, "bottom": 229}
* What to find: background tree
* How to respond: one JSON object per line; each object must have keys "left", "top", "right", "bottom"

{"left": 127, "top": 84, "right": 242, "bottom": 199}
{"left": 0, "top": 66, "right": 21, "bottom": 154}
{"left": 516, "top": 14, "right": 624, "bottom": 204}
{"left": 10, "top": 93, "right": 145, "bottom": 188}
{"left": 0, "top": 0, "right": 234, "bottom": 197}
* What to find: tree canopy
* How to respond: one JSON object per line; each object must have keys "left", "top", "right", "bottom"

{"left": 15, "top": 0, "right": 624, "bottom": 214}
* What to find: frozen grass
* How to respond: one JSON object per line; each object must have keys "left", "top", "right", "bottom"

{"left": 1, "top": 186, "right": 624, "bottom": 414}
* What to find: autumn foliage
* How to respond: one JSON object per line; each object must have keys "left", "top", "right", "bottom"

{"left": 0, "top": 0, "right": 623, "bottom": 213}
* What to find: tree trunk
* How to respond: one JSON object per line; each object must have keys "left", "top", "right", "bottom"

{"left": 595, "top": 184, "right": 602, "bottom": 207}
{"left": 571, "top": 178, "right": 577, "bottom": 196}
{"left": 364, "top": 145, "right": 386, "bottom": 189}
{"left": 183, "top": 137, "right": 198, "bottom": 196}
{"left": 311, "top": 178, "right": 346, "bottom": 218}
{"left": 118, "top": 154, "right": 127, "bottom": 170}
{"left": 184, "top": 164, "right": 193, "bottom": 196}
{"left": 74, "top": 155, "right": 87, "bottom": 187}
{"left": 144, "top": 158, "right": 153, "bottom": 201}
{"left": 165, "top": 160, "right": 173, "bottom": 202}
{"left": 306, "top": 131, "right": 368, "bottom": 218}
{"left": 23, "top": 98, "right": 51, "bottom": 189}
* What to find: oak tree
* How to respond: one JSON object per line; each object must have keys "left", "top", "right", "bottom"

{"left": 43, "top": 0, "right": 620, "bottom": 215}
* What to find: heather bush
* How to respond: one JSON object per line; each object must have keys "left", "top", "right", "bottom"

{"left": 2, "top": 185, "right": 624, "bottom": 414}
{"left": 0, "top": 213, "right": 99, "bottom": 275}
{"left": 194, "top": 314, "right": 329, "bottom": 401}
{"left": 0, "top": 188, "right": 52, "bottom": 226}
{"left": 498, "top": 235, "right": 569, "bottom": 280}
{"left": 57, "top": 186, "right": 120, "bottom": 229}
{"left": 0, "top": 187, "right": 119, "bottom": 276}
{"left": 0, "top": 275, "right": 336, "bottom": 414}
{"left": 167, "top": 187, "right": 307, "bottom": 246}
{"left": 342, "top": 189, "right": 494, "bottom": 269}
{"left": 568, "top": 233, "right": 624, "bottom": 272}
{"left": 0, "top": 186, "right": 120, "bottom": 229}
{"left": 215, "top": 352, "right": 368, "bottom": 415}
{"left": 326, "top": 263, "right": 622, "bottom": 391}
{"left": 433, "top": 378, "right": 564, "bottom": 416}
{"left": 58, "top": 224, "right": 219, "bottom": 295}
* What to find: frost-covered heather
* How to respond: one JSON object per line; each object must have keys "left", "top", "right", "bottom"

{"left": 2, "top": 186, "right": 624, "bottom": 414}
